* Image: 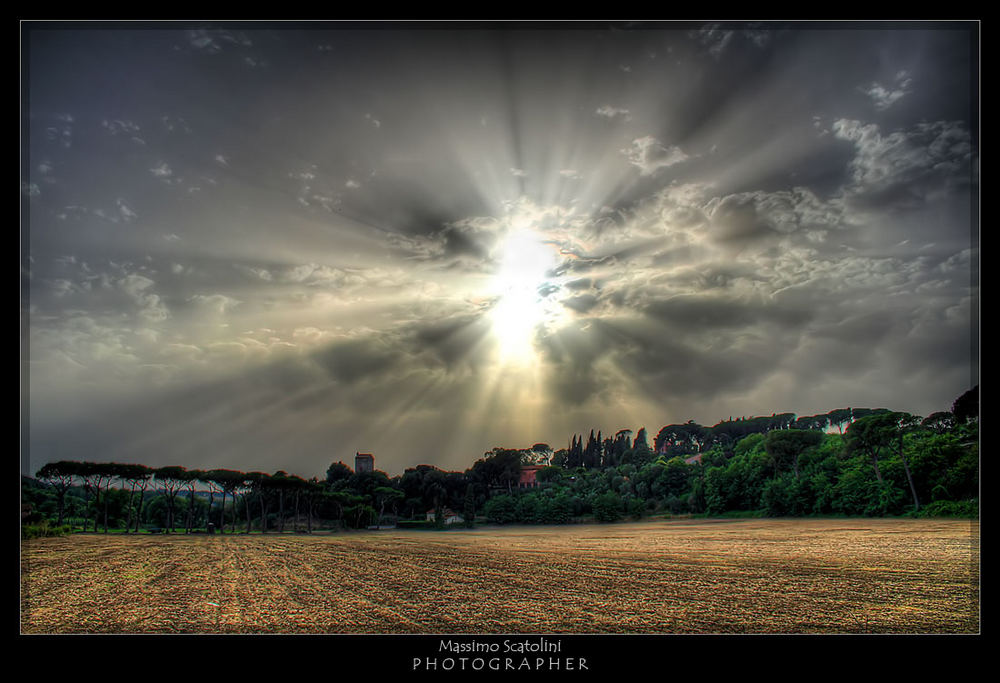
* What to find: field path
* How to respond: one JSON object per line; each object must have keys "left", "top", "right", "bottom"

{"left": 20, "top": 518, "right": 979, "bottom": 634}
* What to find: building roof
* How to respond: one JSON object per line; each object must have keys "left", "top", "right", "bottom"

{"left": 426, "top": 508, "right": 460, "bottom": 517}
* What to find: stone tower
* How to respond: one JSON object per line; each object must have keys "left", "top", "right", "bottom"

{"left": 355, "top": 452, "right": 374, "bottom": 473}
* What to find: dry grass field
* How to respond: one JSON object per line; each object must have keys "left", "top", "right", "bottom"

{"left": 20, "top": 518, "right": 979, "bottom": 634}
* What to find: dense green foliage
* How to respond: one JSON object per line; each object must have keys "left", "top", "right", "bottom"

{"left": 23, "top": 390, "right": 978, "bottom": 532}
{"left": 21, "top": 521, "right": 74, "bottom": 539}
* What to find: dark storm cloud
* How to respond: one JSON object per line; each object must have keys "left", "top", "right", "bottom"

{"left": 312, "top": 338, "right": 406, "bottom": 385}
{"left": 833, "top": 118, "right": 973, "bottom": 210}
{"left": 537, "top": 315, "right": 800, "bottom": 409}
{"left": 441, "top": 225, "right": 492, "bottom": 261}
{"left": 537, "top": 321, "right": 613, "bottom": 405}
{"left": 818, "top": 311, "right": 900, "bottom": 346}
{"left": 336, "top": 174, "right": 492, "bottom": 243}
{"left": 608, "top": 322, "right": 787, "bottom": 401}
{"left": 410, "top": 312, "right": 493, "bottom": 369}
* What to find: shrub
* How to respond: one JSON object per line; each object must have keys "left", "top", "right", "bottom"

{"left": 547, "top": 495, "right": 573, "bottom": 524}
{"left": 627, "top": 497, "right": 645, "bottom": 519}
{"left": 483, "top": 495, "right": 517, "bottom": 524}
{"left": 663, "top": 494, "right": 687, "bottom": 515}
{"left": 762, "top": 477, "right": 791, "bottom": 516}
{"left": 914, "top": 499, "right": 979, "bottom": 518}
{"left": 22, "top": 521, "right": 72, "bottom": 539}
{"left": 515, "top": 494, "right": 542, "bottom": 524}
{"left": 864, "top": 482, "right": 907, "bottom": 517}
{"left": 592, "top": 491, "right": 623, "bottom": 522}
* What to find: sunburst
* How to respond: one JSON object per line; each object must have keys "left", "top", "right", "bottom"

{"left": 488, "top": 227, "right": 563, "bottom": 365}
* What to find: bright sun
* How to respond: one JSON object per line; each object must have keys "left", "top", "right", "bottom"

{"left": 489, "top": 228, "right": 561, "bottom": 364}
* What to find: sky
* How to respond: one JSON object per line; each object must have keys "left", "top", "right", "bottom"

{"left": 22, "top": 22, "right": 979, "bottom": 479}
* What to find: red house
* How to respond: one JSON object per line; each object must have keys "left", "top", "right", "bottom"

{"left": 519, "top": 464, "right": 546, "bottom": 488}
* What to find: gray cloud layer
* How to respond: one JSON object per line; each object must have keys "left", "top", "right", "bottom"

{"left": 23, "top": 24, "right": 977, "bottom": 477}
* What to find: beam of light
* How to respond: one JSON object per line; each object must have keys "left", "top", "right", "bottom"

{"left": 487, "top": 223, "right": 563, "bottom": 366}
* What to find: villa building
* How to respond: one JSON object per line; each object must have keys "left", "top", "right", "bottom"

{"left": 518, "top": 464, "right": 546, "bottom": 488}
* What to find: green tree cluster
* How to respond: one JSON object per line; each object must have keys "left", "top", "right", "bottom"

{"left": 24, "top": 389, "right": 978, "bottom": 533}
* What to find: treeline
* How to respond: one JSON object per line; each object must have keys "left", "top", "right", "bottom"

{"left": 653, "top": 408, "right": 900, "bottom": 460}
{"left": 540, "top": 409, "right": 915, "bottom": 471}
{"left": 24, "top": 465, "right": 329, "bottom": 535}
{"left": 483, "top": 389, "right": 977, "bottom": 523}
{"left": 23, "top": 388, "right": 978, "bottom": 534}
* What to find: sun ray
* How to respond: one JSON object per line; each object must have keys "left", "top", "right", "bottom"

{"left": 487, "top": 221, "right": 566, "bottom": 366}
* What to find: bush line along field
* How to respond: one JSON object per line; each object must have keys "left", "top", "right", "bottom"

{"left": 20, "top": 518, "right": 979, "bottom": 634}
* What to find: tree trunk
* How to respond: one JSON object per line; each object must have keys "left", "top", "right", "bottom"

{"left": 81, "top": 484, "right": 91, "bottom": 532}
{"left": 259, "top": 495, "right": 267, "bottom": 533}
{"left": 134, "top": 487, "right": 146, "bottom": 533}
{"left": 219, "top": 489, "right": 226, "bottom": 534}
{"left": 57, "top": 491, "right": 66, "bottom": 527}
{"left": 102, "top": 483, "right": 110, "bottom": 533}
{"left": 279, "top": 490, "right": 285, "bottom": 533}
{"left": 124, "top": 483, "right": 136, "bottom": 534}
{"left": 246, "top": 494, "right": 252, "bottom": 533}
{"left": 187, "top": 488, "right": 195, "bottom": 533}
{"left": 900, "top": 433, "right": 920, "bottom": 511}
{"left": 93, "top": 487, "right": 101, "bottom": 532}
{"left": 871, "top": 453, "right": 883, "bottom": 484}
{"left": 294, "top": 491, "right": 300, "bottom": 533}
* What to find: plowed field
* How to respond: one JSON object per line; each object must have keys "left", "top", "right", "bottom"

{"left": 20, "top": 518, "right": 979, "bottom": 634}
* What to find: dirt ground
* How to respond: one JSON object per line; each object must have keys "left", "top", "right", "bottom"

{"left": 20, "top": 518, "right": 979, "bottom": 634}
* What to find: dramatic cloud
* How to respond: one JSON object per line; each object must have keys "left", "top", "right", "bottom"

{"left": 704, "top": 188, "right": 846, "bottom": 245}
{"left": 833, "top": 118, "right": 972, "bottom": 206}
{"left": 622, "top": 136, "right": 690, "bottom": 176}
{"left": 23, "top": 23, "right": 977, "bottom": 479}
{"left": 864, "top": 71, "right": 913, "bottom": 111}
